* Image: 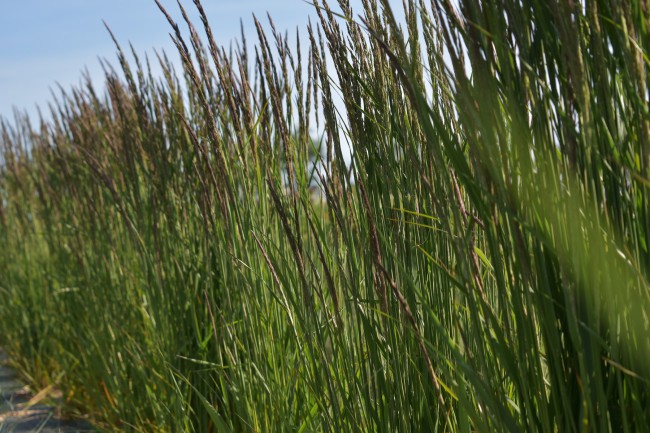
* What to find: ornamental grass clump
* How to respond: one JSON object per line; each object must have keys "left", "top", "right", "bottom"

{"left": 1, "top": 0, "right": 649, "bottom": 431}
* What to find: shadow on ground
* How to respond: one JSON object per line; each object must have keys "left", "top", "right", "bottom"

{"left": 0, "top": 350, "right": 94, "bottom": 433}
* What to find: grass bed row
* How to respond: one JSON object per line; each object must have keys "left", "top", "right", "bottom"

{"left": 1, "top": 0, "right": 650, "bottom": 431}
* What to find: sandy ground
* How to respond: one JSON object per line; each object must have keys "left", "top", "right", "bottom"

{"left": 0, "top": 350, "right": 95, "bottom": 433}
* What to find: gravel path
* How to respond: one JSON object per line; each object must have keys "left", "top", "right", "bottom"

{"left": 0, "top": 350, "right": 95, "bottom": 433}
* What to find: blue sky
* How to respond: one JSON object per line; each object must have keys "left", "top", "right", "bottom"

{"left": 0, "top": 0, "right": 359, "bottom": 121}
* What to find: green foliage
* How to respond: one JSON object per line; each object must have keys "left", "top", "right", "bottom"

{"left": 1, "top": 0, "right": 649, "bottom": 431}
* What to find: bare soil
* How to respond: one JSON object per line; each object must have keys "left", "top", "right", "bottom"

{"left": 0, "top": 350, "right": 95, "bottom": 433}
